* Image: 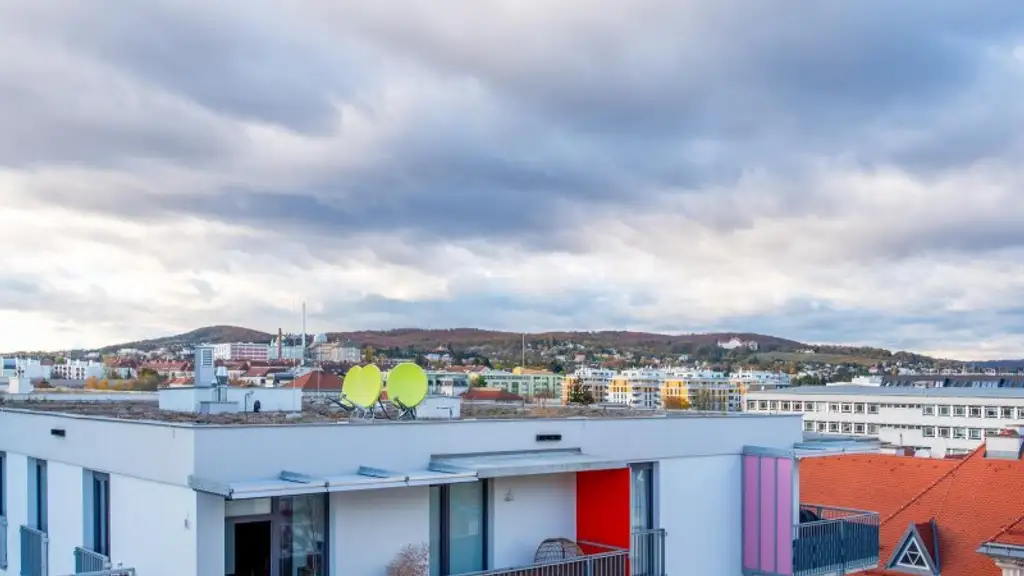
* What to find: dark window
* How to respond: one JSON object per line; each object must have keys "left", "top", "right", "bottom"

{"left": 30, "top": 459, "right": 47, "bottom": 532}
{"left": 430, "top": 482, "right": 488, "bottom": 575}
{"left": 0, "top": 451, "right": 6, "bottom": 517}
{"left": 91, "top": 472, "right": 111, "bottom": 556}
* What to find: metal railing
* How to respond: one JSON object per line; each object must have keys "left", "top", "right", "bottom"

{"left": 1, "top": 515, "right": 7, "bottom": 570}
{"left": 459, "top": 541, "right": 628, "bottom": 576}
{"left": 20, "top": 525, "right": 49, "bottom": 576}
{"left": 794, "top": 504, "right": 880, "bottom": 576}
{"left": 631, "top": 528, "right": 666, "bottom": 576}
{"left": 74, "top": 547, "right": 111, "bottom": 573}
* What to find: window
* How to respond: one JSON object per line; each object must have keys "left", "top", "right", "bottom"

{"left": 938, "top": 405, "right": 950, "bottom": 417}
{"left": 867, "top": 424, "right": 880, "bottom": 434}
{"left": 224, "top": 495, "right": 327, "bottom": 576}
{"left": 968, "top": 406, "right": 982, "bottom": 418}
{"left": 841, "top": 403, "right": 853, "bottom": 413}
{"left": 0, "top": 451, "right": 5, "bottom": 518}
{"left": 922, "top": 405, "right": 935, "bottom": 416}
{"left": 85, "top": 471, "right": 110, "bottom": 556}
{"left": 1002, "top": 407, "right": 1014, "bottom": 419}
{"left": 969, "top": 428, "right": 983, "bottom": 440}
{"left": 431, "top": 482, "right": 488, "bottom": 575}
{"left": 828, "top": 422, "right": 839, "bottom": 433}
{"left": 28, "top": 458, "right": 47, "bottom": 532}
{"left": 1017, "top": 407, "right": 1024, "bottom": 420}
{"left": 854, "top": 403, "right": 865, "bottom": 414}
{"left": 953, "top": 428, "right": 966, "bottom": 439}
{"left": 895, "top": 539, "right": 929, "bottom": 569}
{"left": 986, "top": 406, "right": 999, "bottom": 418}
{"left": 953, "top": 405, "right": 966, "bottom": 417}
{"left": 867, "top": 403, "right": 879, "bottom": 414}
{"left": 780, "top": 401, "right": 791, "bottom": 411}
{"left": 923, "top": 427, "right": 936, "bottom": 438}
{"left": 829, "top": 403, "right": 840, "bottom": 413}
{"left": 937, "top": 427, "right": 950, "bottom": 438}
{"left": 746, "top": 400, "right": 756, "bottom": 411}
{"left": 841, "top": 422, "right": 853, "bottom": 434}
{"left": 854, "top": 423, "right": 865, "bottom": 434}
{"left": 804, "top": 421, "right": 814, "bottom": 432}
{"left": 803, "top": 402, "right": 814, "bottom": 412}
{"left": 758, "top": 401, "right": 768, "bottom": 410}
{"left": 816, "top": 422, "right": 827, "bottom": 432}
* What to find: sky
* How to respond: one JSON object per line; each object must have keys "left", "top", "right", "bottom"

{"left": 2, "top": 2, "right": 1024, "bottom": 359}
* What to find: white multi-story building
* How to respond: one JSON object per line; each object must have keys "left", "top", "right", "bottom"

{"left": 211, "top": 342, "right": 269, "bottom": 362}
{"left": 0, "top": 396, "right": 882, "bottom": 576}
{"left": 49, "top": 361, "right": 104, "bottom": 381}
{"left": 477, "top": 369, "right": 563, "bottom": 399}
{"left": 746, "top": 385, "right": 1024, "bottom": 457}
{"left": 609, "top": 369, "right": 663, "bottom": 409}
{"left": 564, "top": 367, "right": 617, "bottom": 403}
{"left": 730, "top": 369, "right": 791, "bottom": 390}
{"left": 0, "top": 358, "right": 52, "bottom": 381}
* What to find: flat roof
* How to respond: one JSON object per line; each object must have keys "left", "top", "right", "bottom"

{"left": 0, "top": 398, "right": 778, "bottom": 426}
{"left": 749, "top": 385, "right": 1024, "bottom": 399}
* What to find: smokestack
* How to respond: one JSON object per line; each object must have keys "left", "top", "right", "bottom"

{"left": 278, "top": 327, "right": 283, "bottom": 361}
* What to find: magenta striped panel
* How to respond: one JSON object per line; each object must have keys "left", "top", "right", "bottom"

{"left": 775, "top": 458, "right": 794, "bottom": 575}
{"left": 742, "top": 455, "right": 760, "bottom": 569}
{"left": 759, "top": 457, "right": 777, "bottom": 570}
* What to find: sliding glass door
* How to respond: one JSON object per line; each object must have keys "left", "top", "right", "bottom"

{"left": 430, "top": 482, "right": 488, "bottom": 575}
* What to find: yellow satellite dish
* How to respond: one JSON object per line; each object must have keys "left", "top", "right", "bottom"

{"left": 348, "top": 364, "right": 383, "bottom": 409}
{"left": 387, "top": 362, "right": 428, "bottom": 411}
{"left": 343, "top": 365, "right": 363, "bottom": 394}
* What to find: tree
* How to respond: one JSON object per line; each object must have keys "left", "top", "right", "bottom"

{"left": 690, "top": 388, "right": 724, "bottom": 411}
{"left": 362, "top": 346, "right": 375, "bottom": 364}
{"left": 567, "top": 379, "right": 595, "bottom": 405}
{"left": 387, "top": 543, "right": 429, "bottom": 576}
{"left": 414, "top": 355, "right": 428, "bottom": 368}
{"left": 534, "top": 388, "right": 555, "bottom": 406}
{"left": 548, "top": 360, "right": 566, "bottom": 374}
{"left": 472, "top": 375, "right": 488, "bottom": 388}
{"left": 663, "top": 396, "right": 690, "bottom": 410}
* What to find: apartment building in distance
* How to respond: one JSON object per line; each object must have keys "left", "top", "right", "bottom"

{"left": 50, "top": 360, "right": 104, "bottom": 381}
{"left": 211, "top": 342, "right": 269, "bottom": 362}
{"left": 476, "top": 368, "right": 563, "bottom": 399}
{"left": 566, "top": 367, "right": 790, "bottom": 411}
{"left": 0, "top": 395, "right": 883, "bottom": 576}
{"left": 746, "top": 384, "right": 1024, "bottom": 456}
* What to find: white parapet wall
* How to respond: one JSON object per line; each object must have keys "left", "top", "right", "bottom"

{"left": 159, "top": 386, "right": 303, "bottom": 413}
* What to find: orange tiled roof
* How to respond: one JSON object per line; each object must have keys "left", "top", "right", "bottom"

{"left": 284, "top": 370, "right": 343, "bottom": 391}
{"left": 801, "top": 447, "right": 1024, "bottom": 576}
{"left": 990, "top": 515, "right": 1024, "bottom": 547}
{"left": 461, "top": 387, "right": 524, "bottom": 402}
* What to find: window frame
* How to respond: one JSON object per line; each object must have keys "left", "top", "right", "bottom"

{"left": 431, "top": 481, "right": 489, "bottom": 575}
{"left": 90, "top": 472, "right": 111, "bottom": 556}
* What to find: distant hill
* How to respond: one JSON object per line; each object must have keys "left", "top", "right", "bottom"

{"left": 325, "top": 328, "right": 806, "bottom": 353}
{"left": 968, "top": 359, "right": 1024, "bottom": 370}
{"left": 98, "top": 325, "right": 272, "bottom": 352}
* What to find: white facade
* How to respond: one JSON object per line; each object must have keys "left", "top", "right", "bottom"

{"left": 746, "top": 385, "right": 1024, "bottom": 456}
{"left": 0, "top": 405, "right": 804, "bottom": 576}
{"left": 212, "top": 343, "right": 269, "bottom": 362}
{"left": 0, "top": 358, "right": 51, "bottom": 381}
{"left": 50, "top": 361, "right": 103, "bottom": 381}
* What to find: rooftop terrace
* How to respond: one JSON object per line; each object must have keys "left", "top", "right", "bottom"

{"left": 0, "top": 394, "right": 759, "bottom": 425}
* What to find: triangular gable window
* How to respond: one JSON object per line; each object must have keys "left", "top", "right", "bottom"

{"left": 886, "top": 521, "right": 939, "bottom": 574}
{"left": 896, "top": 539, "right": 929, "bottom": 569}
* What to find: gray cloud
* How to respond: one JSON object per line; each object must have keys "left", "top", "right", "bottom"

{"left": 2, "top": 1, "right": 1024, "bottom": 356}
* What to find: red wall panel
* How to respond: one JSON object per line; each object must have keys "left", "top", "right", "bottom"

{"left": 576, "top": 468, "right": 631, "bottom": 552}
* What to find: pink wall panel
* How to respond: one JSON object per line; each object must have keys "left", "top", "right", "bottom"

{"left": 759, "top": 457, "right": 777, "bottom": 571}
{"left": 775, "top": 458, "right": 794, "bottom": 575}
{"left": 742, "top": 455, "right": 760, "bottom": 569}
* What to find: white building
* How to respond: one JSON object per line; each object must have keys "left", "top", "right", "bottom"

{"left": 716, "top": 337, "right": 759, "bottom": 351}
{"left": 0, "top": 398, "right": 883, "bottom": 576}
{"left": 0, "top": 358, "right": 51, "bottom": 381}
{"left": 211, "top": 343, "right": 269, "bottom": 362}
{"left": 49, "top": 361, "right": 104, "bottom": 381}
{"left": 746, "top": 385, "right": 1024, "bottom": 457}
{"left": 730, "top": 369, "right": 791, "bottom": 390}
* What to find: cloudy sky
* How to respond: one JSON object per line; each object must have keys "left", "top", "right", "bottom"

{"left": 2, "top": 1, "right": 1024, "bottom": 358}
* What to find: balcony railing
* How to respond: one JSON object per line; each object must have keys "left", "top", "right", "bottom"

{"left": 793, "top": 505, "right": 880, "bottom": 576}
{"left": 630, "top": 529, "right": 666, "bottom": 576}
{"left": 1, "top": 515, "right": 8, "bottom": 570}
{"left": 74, "top": 547, "right": 111, "bottom": 573}
{"left": 20, "top": 525, "right": 49, "bottom": 576}
{"left": 460, "top": 541, "right": 628, "bottom": 576}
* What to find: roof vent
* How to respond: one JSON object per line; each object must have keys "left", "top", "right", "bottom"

{"left": 985, "top": 428, "right": 1023, "bottom": 460}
